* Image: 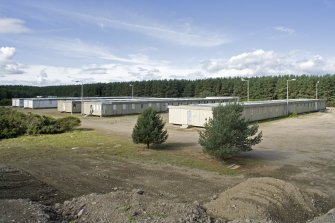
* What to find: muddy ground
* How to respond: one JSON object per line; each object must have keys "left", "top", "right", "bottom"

{"left": 1, "top": 108, "right": 335, "bottom": 222}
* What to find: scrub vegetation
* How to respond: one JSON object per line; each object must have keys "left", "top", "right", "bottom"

{"left": 0, "top": 108, "right": 80, "bottom": 139}
{"left": 199, "top": 104, "right": 262, "bottom": 159}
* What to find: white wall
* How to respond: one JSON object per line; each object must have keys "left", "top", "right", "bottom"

{"left": 169, "top": 100, "right": 327, "bottom": 127}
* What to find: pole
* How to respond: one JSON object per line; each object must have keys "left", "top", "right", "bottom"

{"left": 76, "top": 81, "right": 84, "bottom": 115}
{"left": 81, "top": 83, "right": 83, "bottom": 115}
{"left": 287, "top": 80, "right": 289, "bottom": 115}
{"left": 286, "top": 79, "right": 296, "bottom": 115}
{"left": 241, "top": 78, "right": 249, "bottom": 102}
{"left": 130, "top": 84, "right": 134, "bottom": 98}
{"left": 316, "top": 81, "right": 319, "bottom": 111}
{"left": 247, "top": 80, "right": 250, "bottom": 102}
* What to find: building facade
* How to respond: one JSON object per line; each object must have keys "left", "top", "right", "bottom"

{"left": 169, "top": 99, "right": 327, "bottom": 127}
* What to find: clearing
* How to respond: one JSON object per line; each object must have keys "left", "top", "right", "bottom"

{"left": 0, "top": 108, "right": 334, "bottom": 222}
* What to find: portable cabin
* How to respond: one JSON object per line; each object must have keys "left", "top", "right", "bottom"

{"left": 57, "top": 100, "right": 82, "bottom": 113}
{"left": 81, "top": 97, "right": 239, "bottom": 117}
{"left": 12, "top": 98, "right": 24, "bottom": 107}
{"left": 169, "top": 99, "right": 327, "bottom": 127}
{"left": 23, "top": 98, "right": 58, "bottom": 109}
{"left": 82, "top": 99, "right": 169, "bottom": 117}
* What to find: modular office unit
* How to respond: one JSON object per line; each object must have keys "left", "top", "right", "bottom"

{"left": 57, "top": 100, "right": 82, "bottom": 113}
{"left": 12, "top": 98, "right": 24, "bottom": 107}
{"left": 169, "top": 99, "right": 327, "bottom": 127}
{"left": 82, "top": 97, "right": 239, "bottom": 117}
{"left": 23, "top": 98, "right": 59, "bottom": 109}
{"left": 82, "top": 100, "right": 168, "bottom": 117}
{"left": 57, "top": 97, "right": 139, "bottom": 113}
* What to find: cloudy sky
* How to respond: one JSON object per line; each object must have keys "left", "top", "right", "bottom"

{"left": 1, "top": 0, "right": 335, "bottom": 86}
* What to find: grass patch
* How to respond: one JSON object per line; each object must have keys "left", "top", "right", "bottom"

{"left": 0, "top": 129, "right": 237, "bottom": 175}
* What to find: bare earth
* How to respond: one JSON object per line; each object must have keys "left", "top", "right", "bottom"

{"left": 1, "top": 108, "right": 335, "bottom": 222}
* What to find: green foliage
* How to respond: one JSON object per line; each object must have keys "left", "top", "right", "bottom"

{"left": 199, "top": 104, "right": 262, "bottom": 159}
{"left": 56, "top": 116, "right": 81, "bottom": 131}
{"left": 0, "top": 98, "right": 11, "bottom": 106}
{"left": 25, "top": 114, "right": 60, "bottom": 134}
{"left": 289, "top": 112, "right": 298, "bottom": 118}
{"left": 0, "top": 108, "right": 81, "bottom": 139}
{"left": 1, "top": 75, "right": 335, "bottom": 105}
{"left": 0, "top": 109, "right": 27, "bottom": 139}
{"left": 132, "top": 107, "right": 168, "bottom": 148}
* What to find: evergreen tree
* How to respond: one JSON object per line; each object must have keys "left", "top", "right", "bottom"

{"left": 199, "top": 104, "right": 262, "bottom": 159}
{"left": 132, "top": 107, "right": 168, "bottom": 148}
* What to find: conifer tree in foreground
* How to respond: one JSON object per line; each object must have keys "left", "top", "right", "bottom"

{"left": 199, "top": 103, "right": 262, "bottom": 159}
{"left": 132, "top": 107, "right": 168, "bottom": 149}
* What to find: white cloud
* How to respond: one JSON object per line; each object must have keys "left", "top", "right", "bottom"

{"left": 69, "top": 13, "right": 229, "bottom": 47}
{"left": 37, "top": 69, "right": 48, "bottom": 85}
{"left": 0, "top": 18, "right": 30, "bottom": 33}
{"left": 202, "top": 49, "right": 335, "bottom": 76}
{"left": 0, "top": 47, "right": 24, "bottom": 74}
{"left": 38, "top": 38, "right": 160, "bottom": 65}
{"left": 273, "top": 26, "right": 295, "bottom": 35}
{"left": 0, "top": 47, "right": 16, "bottom": 61}
{"left": 2, "top": 48, "right": 335, "bottom": 86}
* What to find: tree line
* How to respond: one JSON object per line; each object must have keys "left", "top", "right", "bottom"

{"left": 1, "top": 75, "right": 335, "bottom": 106}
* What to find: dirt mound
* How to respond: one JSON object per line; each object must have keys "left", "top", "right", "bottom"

{"left": 59, "top": 189, "right": 215, "bottom": 223}
{"left": 205, "top": 177, "right": 331, "bottom": 223}
{"left": 309, "top": 208, "right": 335, "bottom": 223}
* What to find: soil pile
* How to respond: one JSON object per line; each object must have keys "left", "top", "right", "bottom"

{"left": 59, "top": 189, "right": 214, "bottom": 223}
{"left": 205, "top": 177, "right": 331, "bottom": 223}
{"left": 309, "top": 208, "right": 335, "bottom": 223}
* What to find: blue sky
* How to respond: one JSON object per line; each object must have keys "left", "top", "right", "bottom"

{"left": 1, "top": 0, "right": 335, "bottom": 85}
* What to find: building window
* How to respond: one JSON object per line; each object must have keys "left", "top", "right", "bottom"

{"left": 141, "top": 104, "right": 143, "bottom": 109}
{"left": 132, "top": 104, "right": 135, "bottom": 109}
{"left": 148, "top": 103, "right": 152, "bottom": 107}
{"left": 123, "top": 104, "right": 127, "bottom": 110}
{"left": 156, "top": 103, "right": 160, "bottom": 108}
{"left": 113, "top": 105, "right": 117, "bottom": 110}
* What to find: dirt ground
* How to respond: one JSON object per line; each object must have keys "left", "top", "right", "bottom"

{"left": 79, "top": 110, "right": 335, "bottom": 201}
{"left": 1, "top": 108, "right": 335, "bottom": 222}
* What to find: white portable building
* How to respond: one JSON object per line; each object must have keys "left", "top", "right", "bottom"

{"left": 23, "top": 98, "right": 58, "bottom": 109}
{"left": 169, "top": 99, "right": 327, "bottom": 127}
{"left": 12, "top": 98, "right": 25, "bottom": 107}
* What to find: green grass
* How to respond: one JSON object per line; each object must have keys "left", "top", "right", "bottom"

{"left": 0, "top": 129, "right": 238, "bottom": 175}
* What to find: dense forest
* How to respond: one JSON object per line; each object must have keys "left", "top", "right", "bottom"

{"left": 1, "top": 75, "right": 335, "bottom": 106}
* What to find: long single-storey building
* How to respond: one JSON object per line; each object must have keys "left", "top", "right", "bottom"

{"left": 81, "top": 97, "right": 239, "bottom": 116}
{"left": 57, "top": 97, "right": 134, "bottom": 113}
{"left": 23, "top": 98, "right": 59, "bottom": 109}
{"left": 168, "top": 99, "right": 327, "bottom": 127}
{"left": 13, "top": 96, "right": 132, "bottom": 109}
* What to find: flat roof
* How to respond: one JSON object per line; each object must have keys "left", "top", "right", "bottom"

{"left": 80, "top": 97, "right": 239, "bottom": 104}
{"left": 169, "top": 99, "right": 326, "bottom": 110}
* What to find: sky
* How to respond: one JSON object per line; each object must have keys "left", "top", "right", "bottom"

{"left": 1, "top": 0, "right": 335, "bottom": 86}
